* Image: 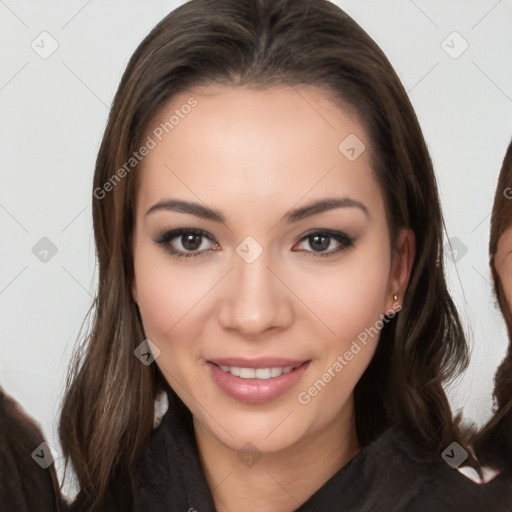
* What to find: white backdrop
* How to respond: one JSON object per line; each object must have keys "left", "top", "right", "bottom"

{"left": 1, "top": 0, "right": 511, "bottom": 497}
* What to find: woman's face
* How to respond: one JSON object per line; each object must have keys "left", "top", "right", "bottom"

{"left": 132, "top": 85, "right": 411, "bottom": 454}
{"left": 495, "top": 224, "right": 512, "bottom": 310}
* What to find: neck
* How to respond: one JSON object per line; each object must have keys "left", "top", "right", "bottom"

{"left": 193, "top": 396, "right": 360, "bottom": 512}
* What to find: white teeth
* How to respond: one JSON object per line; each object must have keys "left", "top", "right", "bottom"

{"left": 218, "top": 365, "right": 297, "bottom": 379}
{"left": 255, "top": 368, "right": 271, "bottom": 379}
{"left": 270, "top": 367, "right": 283, "bottom": 378}
{"left": 239, "top": 367, "right": 256, "bottom": 378}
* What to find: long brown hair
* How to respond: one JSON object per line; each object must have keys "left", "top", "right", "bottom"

{"left": 1, "top": 389, "right": 63, "bottom": 511}
{"left": 59, "top": 0, "right": 477, "bottom": 509}
{"left": 471, "top": 140, "right": 512, "bottom": 473}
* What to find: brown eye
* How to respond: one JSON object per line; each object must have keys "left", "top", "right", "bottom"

{"left": 154, "top": 229, "right": 220, "bottom": 258}
{"left": 181, "top": 233, "right": 203, "bottom": 251}
{"left": 294, "top": 230, "right": 354, "bottom": 257}
{"left": 308, "top": 234, "right": 331, "bottom": 252}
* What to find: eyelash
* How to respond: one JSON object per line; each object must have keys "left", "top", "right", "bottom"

{"left": 154, "top": 228, "right": 354, "bottom": 259}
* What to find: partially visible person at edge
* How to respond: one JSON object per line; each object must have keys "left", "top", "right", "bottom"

{"left": 57, "top": 1, "right": 507, "bottom": 510}
{"left": 0, "top": 387, "right": 65, "bottom": 511}
{"left": 467, "top": 140, "right": 512, "bottom": 510}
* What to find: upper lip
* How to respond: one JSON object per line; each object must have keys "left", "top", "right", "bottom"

{"left": 208, "top": 358, "right": 310, "bottom": 369}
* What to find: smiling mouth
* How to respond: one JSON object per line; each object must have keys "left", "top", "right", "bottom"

{"left": 211, "top": 363, "right": 301, "bottom": 379}
{"left": 207, "top": 360, "right": 311, "bottom": 403}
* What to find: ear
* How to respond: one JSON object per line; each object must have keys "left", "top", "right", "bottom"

{"left": 386, "top": 228, "right": 415, "bottom": 310}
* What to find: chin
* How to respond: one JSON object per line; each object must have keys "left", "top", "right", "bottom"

{"left": 193, "top": 403, "right": 310, "bottom": 452}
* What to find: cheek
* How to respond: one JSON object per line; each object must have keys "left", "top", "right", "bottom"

{"left": 324, "top": 277, "right": 387, "bottom": 379}
{"left": 496, "top": 230, "right": 512, "bottom": 309}
{"left": 135, "top": 269, "right": 178, "bottom": 338}
{"left": 295, "top": 258, "right": 390, "bottom": 416}
{"left": 297, "top": 248, "right": 391, "bottom": 341}
{"left": 133, "top": 252, "right": 210, "bottom": 384}
{"left": 299, "top": 249, "right": 391, "bottom": 392}
{"left": 495, "top": 255, "right": 512, "bottom": 312}
{"left": 133, "top": 245, "right": 207, "bottom": 342}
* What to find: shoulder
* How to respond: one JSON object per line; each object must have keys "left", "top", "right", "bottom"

{"left": 131, "top": 392, "right": 217, "bottom": 512}
{"left": 298, "top": 426, "right": 488, "bottom": 511}
{"left": 404, "top": 467, "right": 511, "bottom": 512}
{"left": 464, "top": 469, "right": 512, "bottom": 512}
{"left": 384, "top": 428, "right": 509, "bottom": 512}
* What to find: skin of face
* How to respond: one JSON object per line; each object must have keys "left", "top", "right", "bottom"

{"left": 494, "top": 224, "right": 512, "bottom": 309}
{"left": 132, "top": 84, "right": 414, "bottom": 509}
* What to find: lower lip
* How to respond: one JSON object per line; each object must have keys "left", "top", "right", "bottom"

{"left": 207, "top": 361, "right": 311, "bottom": 404}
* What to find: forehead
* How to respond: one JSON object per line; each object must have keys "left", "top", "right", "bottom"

{"left": 135, "top": 84, "right": 384, "bottom": 220}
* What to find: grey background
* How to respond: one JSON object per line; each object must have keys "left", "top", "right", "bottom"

{"left": 1, "top": 0, "right": 511, "bottom": 497}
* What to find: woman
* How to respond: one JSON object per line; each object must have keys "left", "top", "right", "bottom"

{"left": 59, "top": 0, "right": 498, "bottom": 510}
{"left": 0, "top": 388, "right": 65, "bottom": 511}
{"left": 470, "top": 140, "right": 512, "bottom": 508}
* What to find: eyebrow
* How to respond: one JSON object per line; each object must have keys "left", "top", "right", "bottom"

{"left": 145, "top": 197, "right": 369, "bottom": 223}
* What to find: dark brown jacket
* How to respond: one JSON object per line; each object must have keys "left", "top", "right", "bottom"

{"left": 69, "top": 385, "right": 512, "bottom": 511}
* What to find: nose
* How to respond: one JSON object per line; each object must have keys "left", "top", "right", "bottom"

{"left": 218, "top": 248, "right": 294, "bottom": 337}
